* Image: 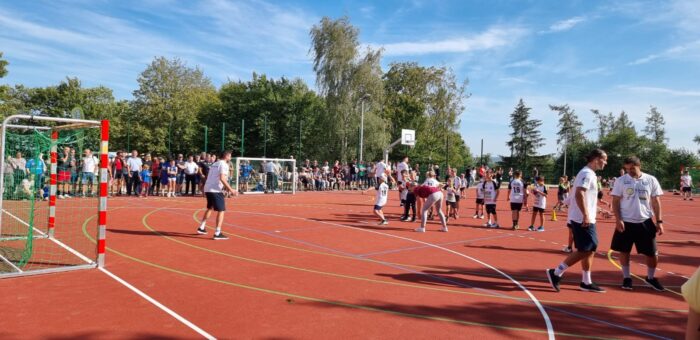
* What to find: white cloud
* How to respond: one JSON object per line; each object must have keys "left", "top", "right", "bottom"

{"left": 618, "top": 85, "right": 700, "bottom": 97}
{"left": 541, "top": 16, "right": 587, "bottom": 33}
{"left": 374, "top": 26, "right": 529, "bottom": 56}
{"left": 503, "top": 60, "right": 535, "bottom": 68}
{"left": 629, "top": 39, "right": 700, "bottom": 65}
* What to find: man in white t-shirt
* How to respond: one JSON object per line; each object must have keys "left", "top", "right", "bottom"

{"left": 81, "top": 149, "right": 99, "bottom": 197}
{"left": 397, "top": 156, "right": 409, "bottom": 183}
{"left": 547, "top": 148, "right": 608, "bottom": 293}
{"left": 610, "top": 156, "right": 666, "bottom": 291}
{"left": 196, "top": 151, "right": 236, "bottom": 240}
{"left": 184, "top": 156, "right": 199, "bottom": 196}
{"left": 126, "top": 150, "right": 143, "bottom": 196}
{"left": 374, "top": 160, "right": 389, "bottom": 189}
{"left": 680, "top": 170, "right": 693, "bottom": 201}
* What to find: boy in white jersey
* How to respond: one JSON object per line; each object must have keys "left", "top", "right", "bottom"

{"left": 528, "top": 176, "right": 548, "bottom": 232}
{"left": 474, "top": 179, "right": 485, "bottom": 219}
{"left": 444, "top": 178, "right": 457, "bottom": 221}
{"left": 374, "top": 175, "right": 389, "bottom": 225}
{"left": 611, "top": 156, "right": 665, "bottom": 291}
{"left": 680, "top": 170, "right": 693, "bottom": 201}
{"left": 482, "top": 170, "right": 500, "bottom": 228}
{"left": 547, "top": 148, "right": 608, "bottom": 293}
{"left": 507, "top": 170, "right": 525, "bottom": 230}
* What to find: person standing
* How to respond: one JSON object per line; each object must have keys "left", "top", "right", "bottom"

{"left": 126, "top": 150, "right": 143, "bottom": 196}
{"left": 482, "top": 170, "right": 500, "bottom": 228}
{"left": 547, "top": 148, "right": 608, "bottom": 293}
{"left": 196, "top": 151, "right": 236, "bottom": 240}
{"left": 184, "top": 155, "right": 199, "bottom": 196}
{"left": 610, "top": 156, "right": 666, "bottom": 291}
{"left": 680, "top": 170, "right": 693, "bottom": 201}
{"left": 507, "top": 170, "right": 525, "bottom": 230}
{"left": 80, "top": 149, "right": 99, "bottom": 197}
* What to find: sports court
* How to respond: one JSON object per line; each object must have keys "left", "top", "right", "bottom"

{"left": 1, "top": 189, "right": 693, "bottom": 339}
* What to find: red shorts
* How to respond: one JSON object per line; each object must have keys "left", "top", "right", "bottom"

{"left": 58, "top": 170, "right": 71, "bottom": 182}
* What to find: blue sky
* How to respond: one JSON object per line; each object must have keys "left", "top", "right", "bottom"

{"left": 1, "top": 0, "right": 699, "bottom": 157}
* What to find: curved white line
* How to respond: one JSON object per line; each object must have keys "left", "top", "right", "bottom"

{"left": 236, "top": 211, "right": 555, "bottom": 340}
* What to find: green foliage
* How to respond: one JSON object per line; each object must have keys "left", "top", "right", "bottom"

{"left": 505, "top": 99, "right": 544, "bottom": 172}
{"left": 643, "top": 106, "right": 666, "bottom": 144}
{"left": 0, "top": 52, "right": 7, "bottom": 78}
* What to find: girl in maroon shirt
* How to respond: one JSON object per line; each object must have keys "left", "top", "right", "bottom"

{"left": 413, "top": 184, "right": 448, "bottom": 232}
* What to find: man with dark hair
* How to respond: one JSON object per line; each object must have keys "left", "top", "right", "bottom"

{"left": 547, "top": 148, "right": 608, "bottom": 293}
{"left": 196, "top": 151, "right": 235, "bottom": 240}
{"left": 611, "top": 156, "right": 666, "bottom": 291}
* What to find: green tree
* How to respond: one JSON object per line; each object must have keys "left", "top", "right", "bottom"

{"left": 506, "top": 99, "right": 544, "bottom": 171}
{"left": 613, "top": 110, "right": 635, "bottom": 132}
{"left": 695, "top": 135, "right": 700, "bottom": 154}
{"left": 643, "top": 106, "right": 666, "bottom": 144}
{"left": 131, "top": 56, "right": 217, "bottom": 155}
{"left": 0, "top": 52, "right": 7, "bottom": 78}
{"left": 550, "top": 104, "right": 586, "bottom": 177}
{"left": 591, "top": 109, "right": 615, "bottom": 141}
{"left": 310, "top": 16, "right": 387, "bottom": 161}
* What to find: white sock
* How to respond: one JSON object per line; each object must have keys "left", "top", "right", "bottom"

{"left": 647, "top": 267, "right": 656, "bottom": 279}
{"left": 622, "top": 266, "right": 630, "bottom": 278}
{"left": 554, "top": 263, "right": 568, "bottom": 277}
{"left": 199, "top": 221, "right": 206, "bottom": 229}
{"left": 215, "top": 227, "right": 222, "bottom": 235}
{"left": 582, "top": 270, "right": 592, "bottom": 285}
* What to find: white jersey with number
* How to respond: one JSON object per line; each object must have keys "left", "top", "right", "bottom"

{"left": 533, "top": 183, "right": 547, "bottom": 209}
{"left": 446, "top": 187, "right": 456, "bottom": 202}
{"left": 681, "top": 174, "right": 692, "bottom": 188}
{"left": 476, "top": 181, "right": 485, "bottom": 199}
{"left": 376, "top": 182, "right": 389, "bottom": 206}
{"left": 612, "top": 173, "right": 663, "bottom": 223}
{"left": 483, "top": 181, "right": 498, "bottom": 205}
{"left": 568, "top": 166, "right": 598, "bottom": 224}
{"left": 509, "top": 179, "right": 525, "bottom": 203}
{"left": 424, "top": 178, "right": 440, "bottom": 187}
{"left": 204, "top": 160, "right": 230, "bottom": 193}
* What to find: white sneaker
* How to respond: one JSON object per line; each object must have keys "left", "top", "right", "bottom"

{"left": 440, "top": 226, "right": 449, "bottom": 232}
{"left": 473, "top": 214, "right": 479, "bottom": 218}
{"left": 414, "top": 227, "right": 426, "bottom": 233}
{"left": 58, "top": 195, "right": 65, "bottom": 199}
{"left": 479, "top": 215, "right": 485, "bottom": 219}
{"left": 562, "top": 246, "right": 573, "bottom": 253}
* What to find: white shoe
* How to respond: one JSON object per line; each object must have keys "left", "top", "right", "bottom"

{"left": 414, "top": 227, "right": 426, "bottom": 233}
{"left": 479, "top": 215, "right": 485, "bottom": 219}
{"left": 58, "top": 195, "right": 65, "bottom": 199}
{"left": 562, "top": 246, "right": 572, "bottom": 253}
{"left": 473, "top": 214, "right": 478, "bottom": 218}
{"left": 441, "top": 226, "right": 449, "bottom": 232}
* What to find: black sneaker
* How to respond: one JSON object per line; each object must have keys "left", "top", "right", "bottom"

{"left": 579, "top": 282, "right": 606, "bottom": 293}
{"left": 621, "top": 277, "right": 633, "bottom": 290}
{"left": 196, "top": 227, "right": 207, "bottom": 235}
{"left": 644, "top": 277, "right": 665, "bottom": 292}
{"left": 213, "top": 233, "right": 229, "bottom": 240}
{"left": 546, "top": 269, "right": 561, "bottom": 292}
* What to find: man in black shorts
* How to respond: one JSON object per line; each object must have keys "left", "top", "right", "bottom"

{"left": 196, "top": 151, "right": 236, "bottom": 240}
{"left": 547, "top": 148, "right": 608, "bottom": 293}
{"left": 611, "top": 156, "right": 665, "bottom": 291}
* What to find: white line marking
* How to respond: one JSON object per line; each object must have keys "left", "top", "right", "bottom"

{"left": 99, "top": 267, "right": 215, "bottom": 340}
{"left": 237, "top": 211, "right": 556, "bottom": 340}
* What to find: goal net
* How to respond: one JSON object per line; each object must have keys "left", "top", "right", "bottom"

{"left": 234, "top": 157, "right": 296, "bottom": 194}
{"left": 0, "top": 115, "right": 109, "bottom": 278}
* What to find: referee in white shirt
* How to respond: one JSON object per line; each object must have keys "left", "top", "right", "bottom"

{"left": 611, "top": 156, "right": 666, "bottom": 291}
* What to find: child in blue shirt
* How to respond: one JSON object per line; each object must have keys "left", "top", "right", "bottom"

{"left": 139, "top": 164, "right": 152, "bottom": 198}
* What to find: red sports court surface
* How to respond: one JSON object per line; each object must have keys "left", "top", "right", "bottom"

{"left": 1, "top": 189, "right": 695, "bottom": 339}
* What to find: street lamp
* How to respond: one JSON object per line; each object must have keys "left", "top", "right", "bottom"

{"left": 359, "top": 94, "right": 370, "bottom": 163}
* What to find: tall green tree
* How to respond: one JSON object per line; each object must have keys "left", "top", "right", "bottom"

{"left": 310, "top": 16, "right": 387, "bottom": 161}
{"left": 506, "top": 99, "right": 544, "bottom": 171}
{"left": 591, "top": 109, "right": 615, "bottom": 141}
{"left": 131, "top": 56, "right": 217, "bottom": 155}
{"left": 613, "top": 110, "right": 635, "bottom": 132}
{"left": 550, "top": 104, "right": 586, "bottom": 176}
{"left": 643, "top": 106, "right": 666, "bottom": 144}
{"left": 0, "top": 52, "right": 7, "bottom": 79}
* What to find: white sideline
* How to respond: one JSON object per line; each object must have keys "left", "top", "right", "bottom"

{"left": 1, "top": 209, "right": 214, "bottom": 339}
{"left": 238, "top": 211, "right": 556, "bottom": 340}
{"left": 99, "top": 267, "right": 215, "bottom": 340}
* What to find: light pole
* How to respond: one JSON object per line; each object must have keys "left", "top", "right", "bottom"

{"left": 359, "top": 94, "right": 370, "bottom": 163}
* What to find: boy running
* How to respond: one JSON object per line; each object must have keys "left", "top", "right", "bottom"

{"left": 547, "top": 148, "right": 608, "bottom": 293}
{"left": 507, "top": 170, "right": 525, "bottom": 230}
{"left": 196, "top": 151, "right": 236, "bottom": 240}
{"left": 528, "top": 176, "right": 548, "bottom": 232}
{"left": 374, "top": 175, "right": 389, "bottom": 225}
